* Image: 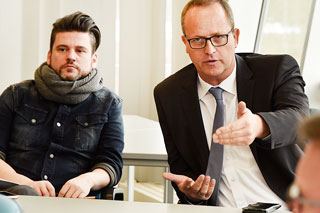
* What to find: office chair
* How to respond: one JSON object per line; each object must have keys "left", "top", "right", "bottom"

{"left": 95, "top": 186, "right": 124, "bottom": 200}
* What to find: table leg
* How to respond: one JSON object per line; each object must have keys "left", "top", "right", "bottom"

{"left": 127, "top": 166, "right": 135, "bottom": 201}
{"left": 164, "top": 167, "right": 174, "bottom": 203}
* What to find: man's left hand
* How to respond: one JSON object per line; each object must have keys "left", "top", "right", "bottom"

{"left": 212, "top": 101, "right": 270, "bottom": 146}
{"left": 58, "top": 173, "right": 93, "bottom": 198}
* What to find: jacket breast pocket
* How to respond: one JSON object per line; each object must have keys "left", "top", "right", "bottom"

{"left": 12, "top": 104, "right": 48, "bottom": 149}
{"left": 74, "top": 113, "right": 108, "bottom": 152}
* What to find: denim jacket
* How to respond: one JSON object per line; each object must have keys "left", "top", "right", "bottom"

{"left": 0, "top": 80, "right": 124, "bottom": 192}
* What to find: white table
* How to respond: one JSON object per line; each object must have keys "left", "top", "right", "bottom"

{"left": 16, "top": 195, "right": 242, "bottom": 213}
{"left": 122, "top": 115, "right": 173, "bottom": 203}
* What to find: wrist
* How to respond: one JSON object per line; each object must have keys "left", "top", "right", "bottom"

{"left": 81, "top": 172, "right": 95, "bottom": 189}
{"left": 184, "top": 195, "right": 205, "bottom": 205}
{"left": 15, "top": 174, "right": 34, "bottom": 187}
{"left": 255, "top": 114, "right": 270, "bottom": 138}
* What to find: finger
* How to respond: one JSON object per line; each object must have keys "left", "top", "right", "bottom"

{"left": 212, "top": 120, "right": 249, "bottom": 143}
{"left": 192, "top": 174, "right": 205, "bottom": 192}
{"left": 162, "top": 172, "right": 175, "bottom": 181}
{"left": 64, "top": 186, "right": 77, "bottom": 198}
{"left": 198, "top": 176, "right": 211, "bottom": 197}
{"left": 71, "top": 190, "right": 82, "bottom": 198}
{"left": 215, "top": 136, "right": 253, "bottom": 146}
{"left": 205, "top": 179, "right": 216, "bottom": 199}
{"left": 163, "top": 172, "right": 186, "bottom": 184}
{"left": 58, "top": 184, "right": 69, "bottom": 197}
{"left": 215, "top": 126, "right": 250, "bottom": 141}
{"left": 215, "top": 119, "right": 247, "bottom": 135}
{"left": 214, "top": 132, "right": 252, "bottom": 144}
{"left": 34, "top": 187, "right": 42, "bottom": 196}
{"left": 46, "top": 183, "right": 56, "bottom": 197}
{"left": 237, "top": 101, "right": 247, "bottom": 118}
{"left": 78, "top": 192, "right": 87, "bottom": 199}
{"left": 180, "top": 177, "right": 194, "bottom": 190}
{"left": 40, "top": 184, "right": 50, "bottom": 197}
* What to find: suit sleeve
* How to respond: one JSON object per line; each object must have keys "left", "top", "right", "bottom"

{"left": 154, "top": 85, "right": 202, "bottom": 204}
{"left": 256, "top": 55, "right": 309, "bottom": 149}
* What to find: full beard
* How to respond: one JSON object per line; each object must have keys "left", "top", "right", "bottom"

{"left": 58, "top": 62, "right": 92, "bottom": 81}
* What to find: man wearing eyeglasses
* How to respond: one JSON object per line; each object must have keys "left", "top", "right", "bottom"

{"left": 287, "top": 115, "right": 320, "bottom": 212}
{"left": 154, "top": 0, "right": 309, "bottom": 209}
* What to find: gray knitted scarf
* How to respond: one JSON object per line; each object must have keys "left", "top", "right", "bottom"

{"left": 34, "top": 62, "right": 103, "bottom": 104}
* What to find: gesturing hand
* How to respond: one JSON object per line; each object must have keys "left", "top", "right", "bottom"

{"left": 163, "top": 172, "right": 215, "bottom": 203}
{"left": 212, "top": 101, "right": 270, "bottom": 146}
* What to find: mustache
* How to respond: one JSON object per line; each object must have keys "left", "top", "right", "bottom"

{"left": 60, "top": 61, "right": 80, "bottom": 70}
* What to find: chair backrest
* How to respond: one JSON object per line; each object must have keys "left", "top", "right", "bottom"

{"left": 97, "top": 186, "right": 124, "bottom": 200}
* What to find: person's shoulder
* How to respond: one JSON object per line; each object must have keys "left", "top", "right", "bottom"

{"left": 154, "top": 63, "right": 196, "bottom": 93}
{"left": 93, "top": 87, "right": 122, "bottom": 105}
{"left": 6, "top": 80, "right": 35, "bottom": 92}
{"left": 236, "top": 53, "right": 298, "bottom": 65}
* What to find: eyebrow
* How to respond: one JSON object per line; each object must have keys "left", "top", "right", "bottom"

{"left": 55, "top": 45, "right": 89, "bottom": 51}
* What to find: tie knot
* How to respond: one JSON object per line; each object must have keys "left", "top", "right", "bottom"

{"left": 209, "top": 87, "right": 223, "bottom": 100}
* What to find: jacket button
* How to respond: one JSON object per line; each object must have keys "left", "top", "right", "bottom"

{"left": 31, "top": 119, "right": 36, "bottom": 124}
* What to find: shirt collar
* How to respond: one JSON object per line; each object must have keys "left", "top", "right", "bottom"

{"left": 198, "top": 63, "right": 237, "bottom": 100}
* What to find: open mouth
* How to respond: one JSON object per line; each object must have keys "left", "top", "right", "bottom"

{"left": 204, "top": 59, "right": 218, "bottom": 64}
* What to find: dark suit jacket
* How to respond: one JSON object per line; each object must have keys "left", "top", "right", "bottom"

{"left": 154, "top": 53, "right": 309, "bottom": 205}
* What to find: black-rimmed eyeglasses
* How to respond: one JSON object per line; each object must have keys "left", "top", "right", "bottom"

{"left": 185, "top": 28, "right": 234, "bottom": 49}
{"left": 287, "top": 182, "right": 320, "bottom": 211}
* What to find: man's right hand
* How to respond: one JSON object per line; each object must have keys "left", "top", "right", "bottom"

{"left": 162, "top": 172, "right": 215, "bottom": 203}
{"left": 0, "top": 160, "right": 55, "bottom": 196}
{"left": 30, "top": 180, "right": 56, "bottom": 197}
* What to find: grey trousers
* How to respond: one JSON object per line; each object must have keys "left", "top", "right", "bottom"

{"left": 0, "top": 180, "right": 38, "bottom": 196}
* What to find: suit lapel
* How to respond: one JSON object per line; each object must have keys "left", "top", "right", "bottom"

{"left": 177, "top": 56, "right": 255, "bottom": 173}
{"left": 236, "top": 54, "right": 255, "bottom": 110}
{"left": 180, "top": 65, "right": 210, "bottom": 172}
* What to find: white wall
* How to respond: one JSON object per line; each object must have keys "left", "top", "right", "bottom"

{"left": 0, "top": 0, "right": 118, "bottom": 94}
{"left": 0, "top": 0, "right": 23, "bottom": 91}
{"left": 118, "top": 0, "right": 166, "bottom": 120}
{"left": 0, "top": 0, "right": 318, "bottom": 119}
{"left": 230, "top": 0, "right": 262, "bottom": 52}
{"left": 302, "top": 0, "right": 320, "bottom": 109}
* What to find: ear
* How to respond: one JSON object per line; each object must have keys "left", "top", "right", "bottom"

{"left": 232, "top": 28, "right": 240, "bottom": 48}
{"left": 181, "top": 35, "right": 189, "bottom": 53}
{"left": 91, "top": 52, "right": 98, "bottom": 69}
{"left": 47, "top": 50, "right": 51, "bottom": 65}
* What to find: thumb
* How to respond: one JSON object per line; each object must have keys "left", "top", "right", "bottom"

{"left": 237, "top": 101, "right": 247, "bottom": 118}
{"left": 163, "top": 172, "right": 188, "bottom": 184}
{"left": 163, "top": 172, "right": 178, "bottom": 182}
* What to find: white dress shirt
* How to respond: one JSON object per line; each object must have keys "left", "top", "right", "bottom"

{"left": 197, "top": 66, "right": 287, "bottom": 210}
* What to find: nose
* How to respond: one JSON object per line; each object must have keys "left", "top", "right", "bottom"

{"left": 204, "top": 39, "right": 216, "bottom": 54}
{"left": 66, "top": 49, "right": 76, "bottom": 61}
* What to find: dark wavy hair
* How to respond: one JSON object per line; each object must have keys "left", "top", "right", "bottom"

{"left": 50, "top": 11, "right": 101, "bottom": 53}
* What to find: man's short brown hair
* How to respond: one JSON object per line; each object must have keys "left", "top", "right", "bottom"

{"left": 181, "top": 0, "right": 234, "bottom": 35}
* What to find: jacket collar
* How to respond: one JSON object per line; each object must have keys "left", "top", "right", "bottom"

{"left": 235, "top": 54, "right": 255, "bottom": 110}
{"left": 180, "top": 64, "right": 210, "bottom": 172}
